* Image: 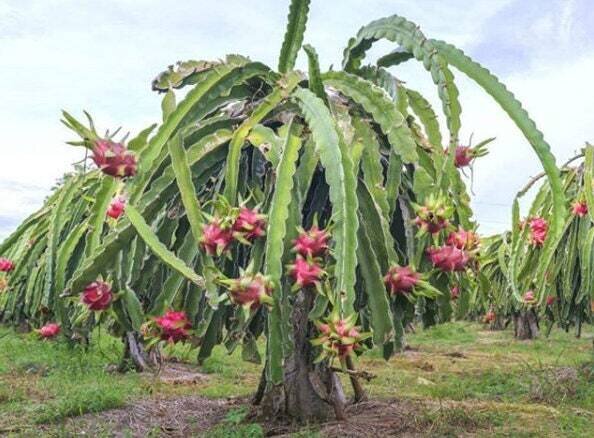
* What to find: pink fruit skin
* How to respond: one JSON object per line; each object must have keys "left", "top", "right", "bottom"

{"left": 384, "top": 265, "right": 419, "bottom": 294}
{"left": 528, "top": 217, "right": 548, "bottom": 247}
{"left": 81, "top": 281, "right": 113, "bottom": 311}
{"left": 200, "top": 219, "right": 234, "bottom": 256}
{"left": 0, "top": 257, "right": 15, "bottom": 272}
{"left": 229, "top": 274, "right": 273, "bottom": 310}
{"left": 232, "top": 207, "right": 266, "bottom": 241}
{"left": 450, "top": 286, "right": 460, "bottom": 300}
{"left": 427, "top": 246, "right": 469, "bottom": 272}
{"left": 289, "top": 256, "right": 323, "bottom": 288}
{"left": 546, "top": 296, "right": 556, "bottom": 306}
{"left": 572, "top": 201, "right": 588, "bottom": 217}
{"left": 92, "top": 140, "right": 137, "bottom": 178}
{"left": 446, "top": 229, "right": 479, "bottom": 251}
{"left": 454, "top": 146, "right": 473, "bottom": 168}
{"left": 154, "top": 310, "right": 191, "bottom": 343}
{"left": 106, "top": 196, "right": 126, "bottom": 219}
{"left": 292, "top": 226, "right": 330, "bottom": 258}
{"left": 39, "top": 323, "right": 61, "bottom": 338}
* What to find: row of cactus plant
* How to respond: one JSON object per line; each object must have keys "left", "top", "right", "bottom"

{"left": 0, "top": 0, "right": 564, "bottom": 421}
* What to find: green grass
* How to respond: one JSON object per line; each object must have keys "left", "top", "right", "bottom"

{"left": 1, "top": 322, "right": 593, "bottom": 436}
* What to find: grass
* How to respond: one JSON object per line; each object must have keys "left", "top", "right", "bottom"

{"left": 0, "top": 322, "right": 593, "bottom": 436}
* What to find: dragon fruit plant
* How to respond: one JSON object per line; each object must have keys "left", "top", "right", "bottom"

{"left": 0, "top": 0, "right": 565, "bottom": 422}
{"left": 476, "top": 146, "right": 594, "bottom": 340}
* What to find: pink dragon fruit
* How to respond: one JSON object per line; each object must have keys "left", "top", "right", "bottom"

{"left": 232, "top": 206, "right": 266, "bottom": 241}
{"left": 572, "top": 201, "right": 588, "bottom": 217}
{"left": 427, "top": 245, "right": 469, "bottom": 272}
{"left": 383, "top": 265, "right": 420, "bottom": 295}
{"left": 523, "top": 290, "right": 536, "bottom": 305}
{"left": 312, "top": 314, "right": 368, "bottom": 361}
{"left": 413, "top": 195, "right": 453, "bottom": 235}
{"left": 446, "top": 228, "right": 480, "bottom": 251}
{"left": 454, "top": 146, "right": 473, "bottom": 167}
{"left": 39, "top": 323, "right": 61, "bottom": 339}
{"left": 106, "top": 196, "right": 126, "bottom": 219}
{"left": 228, "top": 272, "right": 274, "bottom": 310}
{"left": 200, "top": 218, "right": 234, "bottom": 256}
{"left": 546, "top": 295, "right": 556, "bottom": 306}
{"left": 154, "top": 310, "right": 192, "bottom": 343}
{"left": 92, "top": 139, "right": 137, "bottom": 178}
{"left": 528, "top": 217, "right": 548, "bottom": 247}
{"left": 81, "top": 281, "right": 113, "bottom": 311}
{"left": 288, "top": 256, "right": 325, "bottom": 289}
{"left": 292, "top": 226, "right": 330, "bottom": 258}
{"left": 0, "top": 257, "right": 15, "bottom": 272}
{"left": 485, "top": 311, "right": 496, "bottom": 323}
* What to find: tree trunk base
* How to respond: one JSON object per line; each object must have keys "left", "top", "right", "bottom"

{"left": 489, "top": 315, "right": 506, "bottom": 331}
{"left": 255, "top": 289, "right": 347, "bottom": 422}
{"left": 513, "top": 310, "right": 539, "bottom": 340}
{"left": 118, "top": 332, "right": 161, "bottom": 372}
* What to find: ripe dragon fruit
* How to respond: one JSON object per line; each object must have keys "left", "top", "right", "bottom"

{"left": 227, "top": 272, "right": 274, "bottom": 310}
{"left": 311, "top": 314, "right": 368, "bottom": 361}
{"left": 523, "top": 290, "right": 536, "bottom": 305}
{"left": 292, "top": 226, "right": 330, "bottom": 258}
{"left": 106, "top": 196, "right": 126, "bottom": 219}
{"left": 450, "top": 286, "right": 460, "bottom": 300}
{"left": 154, "top": 310, "right": 192, "bottom": 343}
{"left": 546, "top": 295, "right": 556, "bottom": 306}
{"left": 0, "top": 257, "right": 15, "bottom": 272}
{"left": 572, "top": 201, "right": 588, "bottom": 217}
{"left": 528, "top": 217, "right": 548, "bottom": 247}
{"left": 288, "top": 256, "right": 325, "bottom": 289}
{"left": 383, "top": 265, "right": 420, "bottom": 295}
{"left": 92, "top": 139, "right": 137, "bottom": 178}
{"left": 447, "top": 141, "right": 489, "bottom": 168}
{"left": 413, "top": 195, "right": 453, "bottom": 235}
{"left": 446, "top": 228, "right": 480, "bottom": 251}
{"left": 199, "top": 218, "right": 234, "bottom": 256}
{"left": 39, "top": 323, "right": 61, "bottom": 339}
{"left": 485, "top": 311, "right": 496, "bottom": 323}
{"left": 232, "top": 206, "right": 266, "bottom": 241}
{"left": 427, "top": 245, "right": 469, "bottom": 272}
{"left": 81, "top": 281, "right": 113, "bottom": 311}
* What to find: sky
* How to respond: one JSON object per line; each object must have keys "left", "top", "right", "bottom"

{"left": 1, "top": 0, "right": 593, "bottom": 239}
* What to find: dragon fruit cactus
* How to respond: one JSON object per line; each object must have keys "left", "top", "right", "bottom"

{"left": 288, "top": 256, "right": 325, "bottom": 289}
{"left": 413, "top": 195, "right": 453, "bottom": 235}
{"left": 292, "top": 225, "right": 330, "bottom": 258}
{"left": 383, "top": 265, "right": 420, "bottom": 295}
{"left": 92, "top": 139, "right": 137, "bottom": 178}
{"left": 0, "top": 257, "right": 15, "bottom": 272}
{"left": 106, "top": 196, "right": 126, "bottom": 219}
{"left": 572, "top": 200, "right": 588, "bottom": 217}
{"left": 528, "top": 217, "right": 548, "bottom": 247}
{"left": 427, "top": 245, "right": 469, "bottom": 272}
{"left": 81, "top": 281, "right": 113, "bottom": 311}
{"left": 38, "top": 323, "right": 61, "bottom": 339}
{"left": 153, "top": 310, "right": 192, "bottom": 343}
{"left": 446, "top": 228, "right": 480, "bottom": 252}
{"left": 0, "top": 277, "right": 8, "bottom": 293}
{"left": 523, "top": 290, "right": 536, "bottom": 305}
{"left": 226, "top": 272, "right": 274, "bottom": 310}
{"left": 199, "top": 218, "right": 234, "bottom": 256}
{"left": 311, "top": 313, "right": 369, "bottom": 361}
{"left": 450, "top": 286, "right": 460, "bottom": 300}
{"left": 232, "top": 206, "right": 266, "bottom": 242}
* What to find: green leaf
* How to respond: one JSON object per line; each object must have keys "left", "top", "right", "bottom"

{"left": 278, "top": 0, "right": 311, "bottom": 73}
{"left": 293, "top": 87, "right": 359, "bottom": 311}
{"left": 125, "top": 204, "right": 204, "bottom": 289}
{"left": 123, "top": 286, "right": 145, "bottom": 331}
{"left": 263, "top": 119, "right": 303, "bottom": 384}
{"left": 322, "top": 71, "right": 418, "bottom": 163}
{"left": 303, "top": 44, "right": 328, "bottom": 105}
{"left": 161, "top": 90, "right": 176, "bottom": 122}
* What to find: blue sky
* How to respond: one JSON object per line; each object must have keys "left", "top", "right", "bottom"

{"left": 1, "top": 0, "right": 592, "bottom": 239}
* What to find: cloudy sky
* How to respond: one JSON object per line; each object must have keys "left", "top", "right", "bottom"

{"left": 1, "top": 0, "right": 592, "bottom": 239}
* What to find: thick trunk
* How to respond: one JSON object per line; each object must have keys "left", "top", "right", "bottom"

{"left": 257, "top": 289, "right": 346, "bottom": 422}
{"left": 513, "top": 309, "right": 539, "bottom": 340}
{"left": 119, "top": 331, "right": 161, "bottom": 372}
{"left": 489, "top": 314, "right": 506, "bottom": 331}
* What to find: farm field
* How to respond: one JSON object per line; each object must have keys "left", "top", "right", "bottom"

{"left": 2, "top": 322, "right": 593, "bottom": 437}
